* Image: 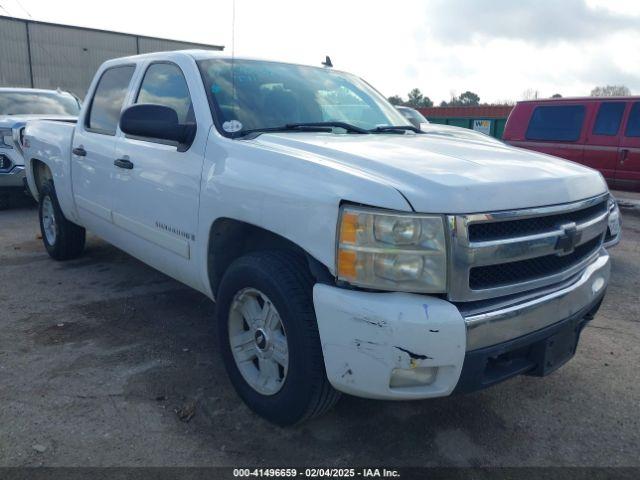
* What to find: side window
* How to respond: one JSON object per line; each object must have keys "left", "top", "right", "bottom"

{"left": 525, "top": 105, "right": 585, "bottom": 142}
{"left": 86, "top": 66, "right": 136, "bottom": 135}
{"left": 136, "top": 63, "right": 193, "bottom": 123}
{"left": 593, "top": 102, "right": 625, "bottom": 136}
{"left": 625, "top": 102, "right": 640, "bottom": 137}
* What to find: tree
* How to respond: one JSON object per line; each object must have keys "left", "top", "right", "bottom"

{"left": 458, "top": 91, "right": 480, "bottom": 106}
{"left": 522, "top": 88, "right": 539, "bottom": 100}
{"left": 590, "top": 85, "right": 631, "bottom": 97}
{"left": 439, "top": 90, "right": 480, "bottom": 107}
{"left": 551, "top": 93, "right": 562, "bottom": 98}
{"left": 387, "top": 95, "right": 404, "bottom": 106}
{"left": 405, "top": 88, "right": 433, "bottom": 108}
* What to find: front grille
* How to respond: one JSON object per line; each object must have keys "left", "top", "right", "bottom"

{"left": 448, "top": 194, "right": 610, "bottom": 302}
{"left": 469, "top": 200, "right": 607, "bottom": 242}
{"left": 469, "top": 235, "right": 602, "bottom": 289}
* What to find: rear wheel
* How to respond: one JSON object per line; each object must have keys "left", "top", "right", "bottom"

{"left": 216, "top": 251, "right": 340, "bottom": 425}
{"left": 39, "top": 180, "right": 86, "bottom": 260}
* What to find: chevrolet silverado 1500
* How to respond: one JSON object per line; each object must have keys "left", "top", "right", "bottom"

{"left": 0, "top": 88, "right": 80, "bottom": 209}
{"left": 22, "top": 51, "right": 621, "bottom": 425}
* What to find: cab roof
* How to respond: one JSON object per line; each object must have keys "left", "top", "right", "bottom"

{"left": 104, "top": 49, "right": 335, "bottom": 71}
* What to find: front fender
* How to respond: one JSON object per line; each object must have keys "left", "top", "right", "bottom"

{"left": 195, "top": 135, "right": 413, "bottom": 297}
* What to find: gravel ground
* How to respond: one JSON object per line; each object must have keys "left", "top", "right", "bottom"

{"left": 0, "top": 203, "right": 639, "bottom": 467}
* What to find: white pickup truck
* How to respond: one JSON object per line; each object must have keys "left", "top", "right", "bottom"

{"left": 0, "top": 88, "right": 80, "bottom": 209}
{"left": 23, "top": 50, "right": 621, "bottom": 425}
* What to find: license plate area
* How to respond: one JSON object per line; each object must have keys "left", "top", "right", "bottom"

{"left": 528, "top": 323, "right": 579, "bottom": 376}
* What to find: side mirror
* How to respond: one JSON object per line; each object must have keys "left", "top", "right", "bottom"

{"left": 120, "top": 104, "right": 195, "bottom": 146}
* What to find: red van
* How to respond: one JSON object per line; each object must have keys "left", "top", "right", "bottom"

{"left": 503, "top": 97, "right": 640, "bottom": 191}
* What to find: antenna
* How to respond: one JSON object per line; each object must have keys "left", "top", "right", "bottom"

{"left": 322, "top": 56, "right": 333, "bottom": 68}
{"left": 231, "top": 0, "right": 237, "bottom": 117}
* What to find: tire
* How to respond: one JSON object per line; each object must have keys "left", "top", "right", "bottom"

{"left": 39, "top": 180, "right": 86, "bottom": 260}
{"left": 216, "top": 250, "right": 340, "bottom": 425}
{"left": 0, "top": 194, "right": 9, "bottom": 210}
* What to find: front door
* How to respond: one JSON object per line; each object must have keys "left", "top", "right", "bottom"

{"left": 72, "top": 65, "right": 136, "bottom": 231}
{"left": 111, "top": 61, "right": 206, "bottom": 287}
{"left": 617, "top": 101, "right": 640, "bottom": 192}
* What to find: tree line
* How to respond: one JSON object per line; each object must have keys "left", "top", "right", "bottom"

{"left": 387, "top": 85, "right": 632, "bottom": 109}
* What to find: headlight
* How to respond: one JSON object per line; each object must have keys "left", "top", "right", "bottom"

{"left": 337, "top": 205, "right": 447, "bottom": 293}
{"left": 0, "top": 128, "right": 14, "bottom": 149}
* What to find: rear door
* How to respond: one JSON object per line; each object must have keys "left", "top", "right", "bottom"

{"left": 522, "top": 103, "right": 587, "bottom": 164}
{"left": 72, "top": 65, "right": 136, "bottom": 230}
{"left": 617, "top": 101, "right": 640, "bottom": 191}
{"left": 583, "top": 100, "right": 626, "bottom": 188}
{"left": 111, "top": 60, "right": 207, "bottom": 286}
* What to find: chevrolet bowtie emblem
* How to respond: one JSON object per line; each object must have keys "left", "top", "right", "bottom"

{"left": 556, "top": 222, "right": 582, "bottom": 255}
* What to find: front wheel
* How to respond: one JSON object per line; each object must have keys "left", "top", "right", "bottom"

{"left": 39, "top": 180, "right": 86, "bottom": 260}
{"left": 216, "top": 251, "right": 340, "bottom": 425}
{"left": 0, "top": 194, "right": 10, "bottom": 210}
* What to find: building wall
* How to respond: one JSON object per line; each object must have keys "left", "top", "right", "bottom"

{"left": 0, "top": 17, "right": 32, "bottom": 88}
{"left": 0, "top": 16, "right": 223, "bottom": 98}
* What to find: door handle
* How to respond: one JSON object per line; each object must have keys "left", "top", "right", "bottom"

{"left": 114, "top": 158, "right": 134, "bottom": 169}
{"left": 72, "top": 147, "right": 87, "bottom": 157}
{"left": 620, "top": 148, "right": 629, "bottom": 164}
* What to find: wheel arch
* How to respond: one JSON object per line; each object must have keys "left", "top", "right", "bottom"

{"left": 207, "top": 218, "right": 334, "bottom": 298}
{"left": 29, "top": 158, "right": 53, "bottom": 201}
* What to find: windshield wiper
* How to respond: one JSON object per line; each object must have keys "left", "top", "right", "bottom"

{"left": 236, "top": 121, "right": 370, "bottom": 138}
{"left": 237, "top": 125, "right": 330, "bottom": 138}
{"left": 285, "top": 122, "right": 370, "bottom": 134}
{"left": 370, "top": 125, "right": 424, "bottom": 134}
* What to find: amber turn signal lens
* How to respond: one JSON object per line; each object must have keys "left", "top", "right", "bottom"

{"left": 339, "top": 212, "right": 358, "bottom": 245}
{"left": 337, "top": 249, "right": 357, "bottom": 280}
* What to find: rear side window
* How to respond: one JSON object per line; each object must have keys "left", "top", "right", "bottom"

{"left": 625, "top": 102, "right": 640, "bottom": 137}
{"left": 136, "top": 63, "right": 193, "bottom": 123}
{"left": 525, "top": 105, "right": 585, "bottom": 142}
{"left": 86, "top": 66, "right": 136, "bottom": 135}
{"left": 593, "top": 102, "right": 625, "bottom": 136}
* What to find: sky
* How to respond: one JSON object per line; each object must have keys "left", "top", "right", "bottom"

{"left": 1, "top": 0, "right": 639, "bottom": 104}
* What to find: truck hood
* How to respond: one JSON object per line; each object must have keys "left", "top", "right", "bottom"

{"left": 253, "top": 132, "right": 608, "bottom": 213}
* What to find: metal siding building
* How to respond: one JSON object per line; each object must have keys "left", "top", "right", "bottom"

{"left": 0, "top": 15, "right": 223, "bottom": 98}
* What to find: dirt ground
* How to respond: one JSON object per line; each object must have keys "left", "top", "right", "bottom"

{"left": 1, "top": 202, "right": 639, "bottom": 467}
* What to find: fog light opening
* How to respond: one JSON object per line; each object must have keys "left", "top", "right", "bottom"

{"left": 389, "top": 367, "right": 438, "bottom": 388}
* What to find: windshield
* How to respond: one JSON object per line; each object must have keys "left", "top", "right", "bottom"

{"left": 0, "top": 91, "right": 80, "bottom": 116}
{"left": 198, "top": 59, "right": 410, "bottom": 135}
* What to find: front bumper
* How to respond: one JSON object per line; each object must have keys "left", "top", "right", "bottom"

{"left": 454, "top": 293, "right": 604, "bottom": 394}
{"left": 0, "top": 165, "right": 26, "bottom": 190}
{"left": 313, "top": 249, "right": 610, "bottom": 400}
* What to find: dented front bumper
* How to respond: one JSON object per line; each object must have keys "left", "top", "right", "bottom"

{"left": 313, "top": 250, "right": 610, "bottom": 400}
{"left": 313, "top": 286, "right": 466, "bottom": 400}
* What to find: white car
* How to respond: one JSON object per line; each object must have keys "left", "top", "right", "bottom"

{"left": 23, "top": 51, "right": 616, "bottom": 425}
{"left": 0, "top": 88, "right": 80, "bottom": 209}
